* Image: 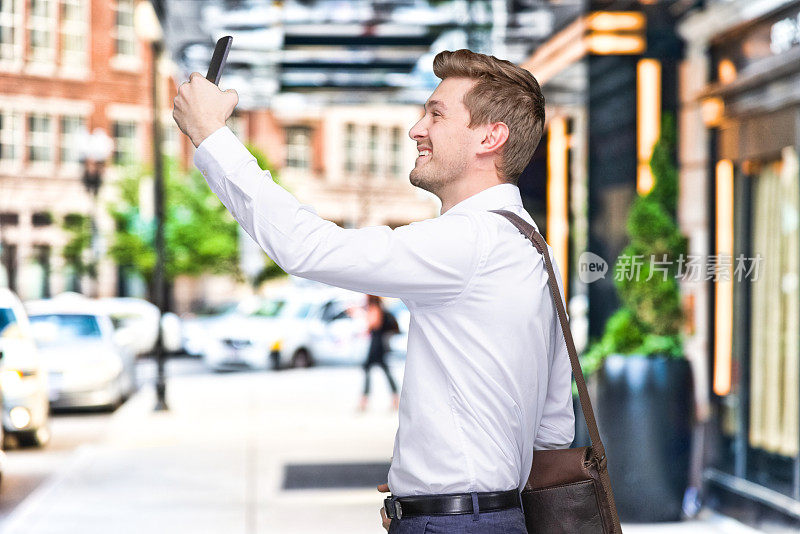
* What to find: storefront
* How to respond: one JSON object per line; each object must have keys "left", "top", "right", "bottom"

{"left": 518, "top": 1, "right": 681, "bottom": 348}
{"left": 687, "top": 0, "right": 800, "bottom": 521}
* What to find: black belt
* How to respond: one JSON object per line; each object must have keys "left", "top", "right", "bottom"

{"left": 384, "top": 489, "right": 520, "bottom": 519}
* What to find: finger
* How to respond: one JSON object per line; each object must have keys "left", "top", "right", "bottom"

{"left": 189, "top": 71, "right": 203, "bottom": 82}
{"left": 377, "top": 483, "right": 389, "bottom": 493}
{"left": 226, "top": 88, "right": 239, "bottom": 107}
{"left": 380, "top": 508, "right": 391, "bottom": 532}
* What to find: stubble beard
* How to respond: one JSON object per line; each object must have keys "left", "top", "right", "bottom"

{"left": 409, "top": 156, "right": 465, "bottom": 197}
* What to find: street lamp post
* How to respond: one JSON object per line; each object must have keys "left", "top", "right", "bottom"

{"left": 134, "top": 0, "right": 168, "bottom": 411}
{"left": 77, "top": 127, "right": 113, "bottom": 297}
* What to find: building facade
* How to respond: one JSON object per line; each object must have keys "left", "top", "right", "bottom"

{"left": 679, "top": 0, "right": 800, "bottom": 524}
{"left": 0, "top": 0, "right": 438, "bottom": 313}
{"left": 522, "top": 0, "right": 800, "bottom": 526}
{"left": 273, "top": 102, "right": 438, "bottom": 228}
{"left": 0, "top": 0, "right": 184, "bottom": 301}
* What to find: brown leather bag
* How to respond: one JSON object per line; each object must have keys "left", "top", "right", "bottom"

{"left": 490, "top": 209, "right": 623, "bottom": 534}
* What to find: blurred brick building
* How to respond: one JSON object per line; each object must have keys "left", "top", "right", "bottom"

{"left": 0, "top": 0, "right": 182, "bottom": 301}
{"left": 0, "top": 0, "right": 436, "bottom": 312}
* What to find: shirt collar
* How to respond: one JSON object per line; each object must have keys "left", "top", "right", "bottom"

{"left": 441, "top": 183, "right": 524, "bottom": 217}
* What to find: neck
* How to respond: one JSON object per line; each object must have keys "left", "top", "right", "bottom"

{"left": 438, "top": 174, "right": 506, "bottom": 215}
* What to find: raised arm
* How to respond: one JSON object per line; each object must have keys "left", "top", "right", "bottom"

{"left": 193, "top": 126, "right": 486, "bottom": 308}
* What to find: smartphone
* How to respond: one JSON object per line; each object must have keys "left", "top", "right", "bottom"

{"left": 206, "top": 36, "right": 233, "bottom": 85}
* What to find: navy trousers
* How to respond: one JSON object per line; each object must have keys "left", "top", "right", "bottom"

{"left": 387, "top": 507, "right": 527, "bottom": 533}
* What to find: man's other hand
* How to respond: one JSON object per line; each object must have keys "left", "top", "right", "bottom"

{"left": 172, "top": 72, "right": 238, "bottom": 148}
{"left": 378, "top": 483, "right": 391, "bottom": 532}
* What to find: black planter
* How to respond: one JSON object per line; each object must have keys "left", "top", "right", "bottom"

{"left": 592, "top": 353, "right": 695, "bottom": 523}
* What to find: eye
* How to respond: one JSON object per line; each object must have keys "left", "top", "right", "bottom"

{"left": 432, "top": 111, "right": 441, "bottom": 117}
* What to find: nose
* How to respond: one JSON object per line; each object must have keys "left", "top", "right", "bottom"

{"left": 408, "top": 115, "right": 427, "bottom": 142}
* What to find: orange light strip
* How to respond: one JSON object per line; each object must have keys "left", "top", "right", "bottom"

{"left": 586, "top": 11, "right": 645, "bottom": 32}
{"left": 714, "top": 159, "right": 734, "bottom": 396}
{"left": 547, "top": 117, "right": 570, "bottom": 300}
{"left": 637, "top": 59, "right": 661, "bottom": 196}
{"left": 587, "top": 33, "right": 646, "bottom": 55}
{"left": 520, "top": 12, "right": 646, "bottom": 84}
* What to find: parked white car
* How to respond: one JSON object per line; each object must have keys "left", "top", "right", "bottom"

{"left": 200, "top": 295, "right": 296, "bottom": 371}
{"left": 269, "top": 289, "right": 369, "bottom": 368}
{"left": 180, "top": 301, "right": 240, "bottom": 357}
{"left": 26, "top": 293, "right": 137, "bottom": 410}
{"left": 201, "top": 287, "right": 408, "bottom": 371}
{"left": 97, "top": 297, "right": 161, "bottom": 359}
{"left": 0, "top": 288, "right": 50, "bottom": 447}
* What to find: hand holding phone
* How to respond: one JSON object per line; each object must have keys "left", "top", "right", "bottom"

{"left": 206, "top": 36, "right": 233, "bottom": 85}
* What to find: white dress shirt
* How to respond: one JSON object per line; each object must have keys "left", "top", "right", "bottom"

{"left": 193, "top": 126, "right": 575, "bottom": 496}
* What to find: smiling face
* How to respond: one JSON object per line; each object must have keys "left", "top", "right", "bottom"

{"left": 408, "top": 77, "right": 480, "bottom": 196}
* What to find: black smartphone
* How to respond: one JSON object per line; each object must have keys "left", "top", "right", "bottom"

{"left": 206, "top": 36, "right": 233, "bottom": 85}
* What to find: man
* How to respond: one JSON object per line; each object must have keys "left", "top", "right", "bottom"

{"left": 173, "top": 49, "right": 574, "bottom": 533}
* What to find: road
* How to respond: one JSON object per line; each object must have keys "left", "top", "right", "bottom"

{"left": 0, "top": 356, "right": 206, "bottom": 522}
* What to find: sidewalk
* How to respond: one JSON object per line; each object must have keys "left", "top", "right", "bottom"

{"left": 0, "top": 365, "right": 764, "bottom": 534}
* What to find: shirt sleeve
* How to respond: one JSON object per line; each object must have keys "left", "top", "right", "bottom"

{"left": 193, "top": 126, "right": 484, "bottom": 308}
{"left": 533, "top": 248, "right": 576, "bottom": 450}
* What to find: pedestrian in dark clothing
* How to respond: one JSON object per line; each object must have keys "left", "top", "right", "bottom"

{"left": 359, "top": 294, "right": 399, "bottom": 412}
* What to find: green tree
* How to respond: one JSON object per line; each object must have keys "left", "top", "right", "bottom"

{"left": 107, "top": 143, "right": 287, "bottom": 296}
{"left": 61, "top": 213, "right": 96, "bottom": 285}
{"left": 582, "top": 113, "right": 688, "bottom": 376}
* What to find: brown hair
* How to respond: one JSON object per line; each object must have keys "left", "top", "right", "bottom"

{"left": 432, "top": 49, "right": 545, "bottom": 185}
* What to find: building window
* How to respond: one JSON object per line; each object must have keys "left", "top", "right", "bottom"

{"left": 0, "top": 111, "right": 22, "bottom": 163}
{"left": 60, "top": 115, "right": 86, "bottom": 164}
{"left": 113, "top": 0, "right": 136, "bottom": 58}
{"left": 368, "top": 125, "right": 379, "bottom": 175}
{"left": 0, "top": 0, "right": 23, "bottom": 61}
{"left": 27, "top": 244, "right": 51, "bottom": 299}
{"left": 286, "top": 126, "right": 311, "bottom": 170}
{"left": 0, "top": 243, "right": 17, "bottom": 293}
{"left": 60, "top": 0, "right": 87, "bottom": 67}
{"left": 746, "top": 150, "right": 800, "bottom": 459}
{"left": 112, "top": 120, "right": 137, "bottom": 166}
{"left": 0, "top": 212, "right": 18, "bottom": 225}
{"left": 390, "top": 127, "right": 403, "bottom": 178}
{"left": 28, "top": 0, "right": 56, "bottom": 63}
{"left": 32, "top": 211, "right": 52, "bottom": 226}
{"left": 27, "top": 114, "right": 52, "bottom": 163}
{"left": 344, "top": 123, "right": 356, "bottom": 174}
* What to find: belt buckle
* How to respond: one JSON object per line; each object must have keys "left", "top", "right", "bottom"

{"left": 384, "top": 497, "right": 403, "bottom": 520}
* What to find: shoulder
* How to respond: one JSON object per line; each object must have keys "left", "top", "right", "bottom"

{"left": 400, "top": 210, "right": 479, "bottom": 232}
{"left": 394, "top": 211, "right": 485, "bottom": 250}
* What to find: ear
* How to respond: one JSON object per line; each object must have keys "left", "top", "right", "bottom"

{"left": 478, "top": 122, "right": 509, "bottom": 155}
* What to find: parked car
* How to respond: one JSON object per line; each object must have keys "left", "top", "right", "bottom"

{"left": 97, "top": 297, "right": 161, "bottom": 359}
{"left": 0, "top": 288, "right": 50, "bottom": 447}
{"left": 201, "top": 295, "right": 293, "bottom": 371}
{"left": 262, "top": 290, "right": 363, "bottom": 368}
{"left": 26, "top": 293, "right": 137, "bottom": 410}
{"left": 180, "top": 300, "right": 239, "bottom": 357}
{"left": 201, "top": 287, "right": 408, "bottom": 371}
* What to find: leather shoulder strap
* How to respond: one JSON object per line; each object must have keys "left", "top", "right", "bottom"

{"left": 488, "top": 209, "right": 606, "bottom": 465}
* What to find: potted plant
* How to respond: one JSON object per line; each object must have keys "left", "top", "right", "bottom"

{"left": 579, "top": 113, "right": 695, "bottom": 522}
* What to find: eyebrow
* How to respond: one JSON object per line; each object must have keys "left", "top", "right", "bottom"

{"left": 424, "top": 100, "right": 447, "bottom": 112}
